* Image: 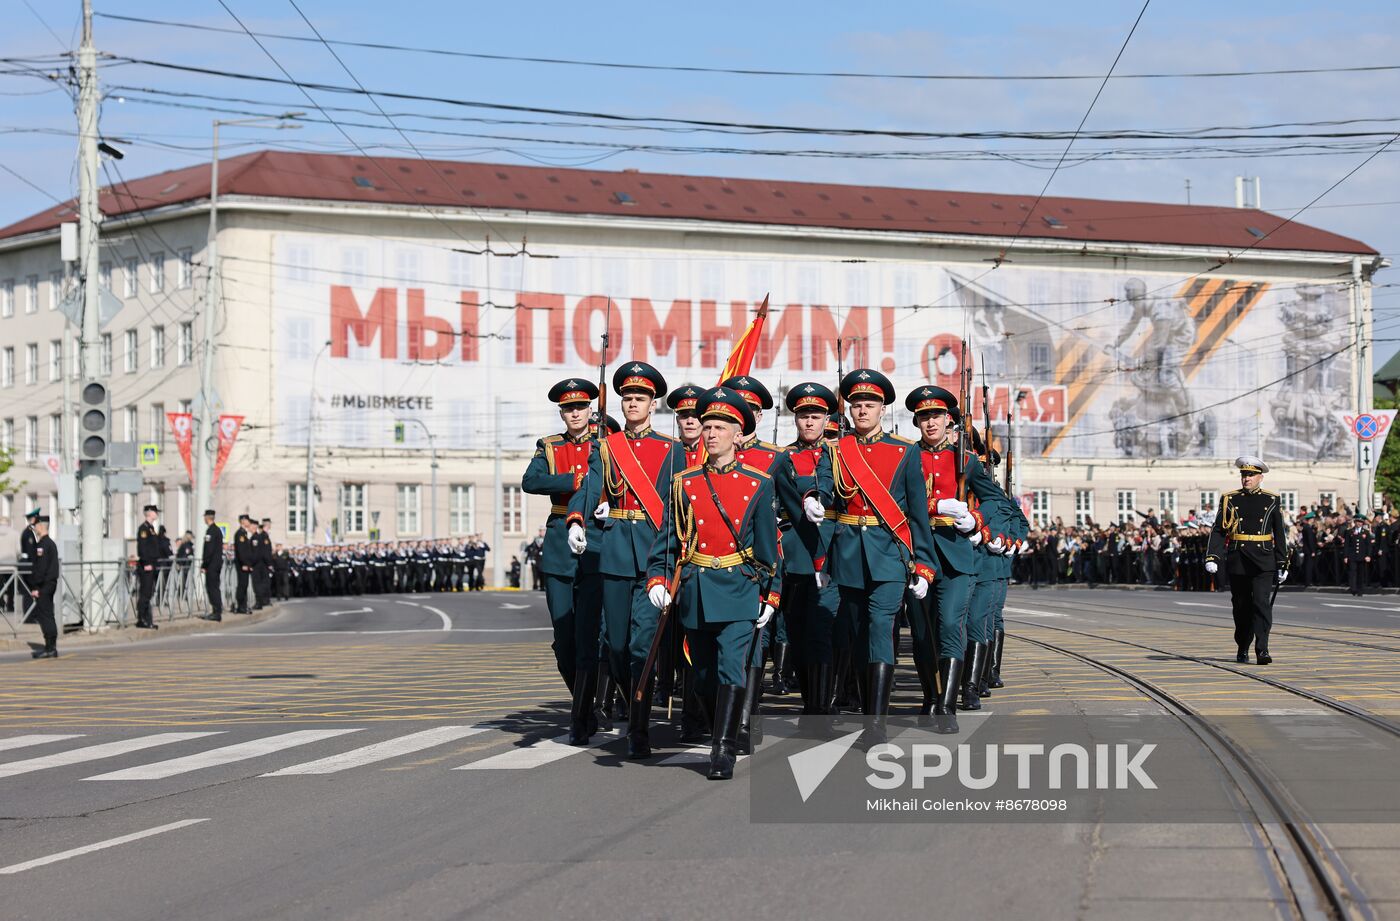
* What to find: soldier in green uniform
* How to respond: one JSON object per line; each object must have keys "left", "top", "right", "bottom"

{"left": 523, "top": 377, "right": 605, "bottom": 744}
{"left": 567, "top": 362, "right": 686, "bottom": 758}
{"left": 828, "top": 369, "right": 937, "bottom": 723}
{"left": 646, "top": 387, "right": 780, "bottom": 780}
{"left": 1206, "top": 456, "right": 1289, "bottom": 664}
{"left": 985, "top": 494, "right": 1029, "bottom": 693}
{"left": 772, "top": 382, "right": 837, "bottom": 713}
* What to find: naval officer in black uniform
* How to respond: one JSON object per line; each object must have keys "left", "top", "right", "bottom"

{"left": 1205, "top": 456, "right": 1288, "bottom": 664}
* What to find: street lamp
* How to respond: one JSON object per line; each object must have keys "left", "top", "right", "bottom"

{"left": 193, "top": 113, "right": 304, "bottom": 524}
{"left": 395, "top": 417, "right": 438, "bottom": 539}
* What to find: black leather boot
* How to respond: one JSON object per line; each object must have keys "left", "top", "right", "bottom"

{"left": 679, "top": 667, "right": 709, "bottom": 743}
{"left": 988, "top": 629, "right": 1005, "bottom": 689}
{"left": 626, "top": 679, "right": 653, "bottom": 759}
{"left": 934, "top": 658, "right": 962, "bottom": 734}
{"left": 707, "top": 684, "right": 745, "bottom": 781}
{"left": 913, "top": 655, "right": 935, "bottom": 717}
{"left": 862, "top": 662, "right": 895, "bottom": 748}
{"left": 737, "top": 666, "right": 765, "bottom": 755}
{"left": 961, "top": 643, "right": 987, "bottom": 711}
{"left": 830, "top": 648, "right": 852, "bottom": 713}
{"left": 770, "top": 642, "right": 791, "bottom": 695}
{"left": 568, "top": 667, "right": 598, "bottom": 745}
{"left": 1236, "top": 645, "right": 1249, "bottom": 664}
{"left": 593, "top": 664, "right": 615, "bottom": 732}
{"left": 977, "top": 646, "right": 993, "bottom": 699}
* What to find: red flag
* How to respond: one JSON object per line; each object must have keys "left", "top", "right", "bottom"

{"left": 696, "top": 295, "right": 769, "bottom": 466}
{"left": 167, "top": 412, "right": 194, "bottom": 482}
{"left": 213, "top": 414, "right": 244, "bottom": 487}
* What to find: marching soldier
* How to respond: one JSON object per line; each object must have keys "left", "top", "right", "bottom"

{"left": 234, "top": 514, "right": 256, "bottom": 613}
{"left": 567, "top": 361, "right": 686, "bottom": 758}
{"left": 667, "top": 384, "right": 704, "bottom": 466}
{"left": 523, "top": 377, "right": 606, "bottom": 744}
{"left": 28, "top": 515, "right": 60, "bottom": 658}
{"left": 772, "top": 382, "right": 838, "bottom": 714}
{"left": 135, "top": 504, "right": 161, "bottom": 629}
{"left": 829, "top": 369, "right": 937, "bottom": 724}
{"left": 904, "top": 386, "right": 1001, "bottom": 732}
{"left": 645, "top": 387, "right": 780, "bottom": 780}
{"left": 201, "top": 509, "right": 223, "bottom": 621}
{"left": 1206, "top": 456, "right": 1288, "bottom": 664}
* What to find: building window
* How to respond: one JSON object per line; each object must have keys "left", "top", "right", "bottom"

{"left": 24, "top": 275, "right": 37, "bottom": 313}
{"left": 1318, "top": 491, "right": 1336, "bottom": 511}
{"left": 502, "top": 485, "right": 523, "bottom": 535}
{"left": 1115, "top": 489, "right": 1136, "bottom": 524}
{"left": 1074, "top": 489, "right": 1094, "bottom": 527}
{"left": 48, "top": 270, "right": 62, "bottom": 310}
{"left": 149, "top": 252, "right": 165, "bottom": 293}
{"left": 25, "top": 343, "right": 38, "bottom": 385}
{"left": 178, "top": 322, "right": 194, "bottom": 365}
{"left": 178, "top": 399, "right": 192, "bottom": 415}
{"left": 151, "top": 404, "right": 165, "bottom": 449}
{"left": 287, "top": 483, "right": 308, "bottom": 535}
{"left": 1279, "top": 490, "right": 1298, "bottom": 515}
{"left": 1029, "top": 489, "right": 1051, "bottom": 527}
{"left": 100, "top": 333, "right": 113, "bottom": 376}
{"left": 69, "top": 336, "right": 79, "bottom": 380}
{"left": 48, "top": 413, "right": 61, "bottom": 455}
{"left": 396, "top": 483, "right": 421, "bottom": 535}
{"left": 1199, "top": 490, "right": 1219, "bottom": 515}
{"left": 1, "top": 279, "right": 12, "bottom": 318}
{"left": 1, "top": 347, "right": 12, "bottom": 387}
{"left": 99, "top": 261, "right": 111, "bottom": 292}
{"left": 449, "top": 484, "right": 475, "bottom": 534}
{"left": 339, "top": 483, "right": 367, "bottom": 534}
{"left": 1, "top": 418, "right": 12, "bottom": 451}
{"left": 150, "top": 325, "right": 165, "bottom": 369}
{"left": 1157, "top": 489, "right": 1177, "bottom": 521}
{"left": 124, "top": 329, "right": 138, "bottom": 373}
{"left": 178, "top": 248, "right": 194, "bottom": 289}
{"left": 48, "top": 339, "right": 62, "bottom": 382}
{"left": 25, "top": 416, "right": 38, "bottom": 461}
{"left": 122, "top": 257, "right": 138, "bottom": 298}
{"left": 124, "top": 406, "right": 138, "bottom": 441}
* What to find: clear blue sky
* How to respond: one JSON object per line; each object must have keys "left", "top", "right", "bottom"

{"left": 5, "top": 0, "right": 1399, "bottom": 366}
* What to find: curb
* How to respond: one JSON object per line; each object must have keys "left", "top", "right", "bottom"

{"left": 0, "top": 603, "right": 285, "bottom": 654}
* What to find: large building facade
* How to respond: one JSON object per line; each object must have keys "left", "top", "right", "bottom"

{"left": 0, "top": 151, "right": 1384, "bottom": 574}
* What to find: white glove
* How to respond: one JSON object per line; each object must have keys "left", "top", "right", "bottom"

{"left": 756, "top": 604, "right": 775, "bottom": 628}
{"left": 909, "top": 576, "right": 928, "bottom": 600}
{"left": 1277, "top": 570, "right": 1288, "bottom": 584}
{"left": 953, "top": 510, "right": 978, "bottom": 533}
{"left": 988, "top": 536, "right": 1006, "bottom": 554}
{"left": 936, "top": 498, "right": 969, "bottom": 518}
{"left": 567, "top": 524, "right": 587, "bottom": 555}
{"left": 648, "top": 584, "right": 672, "bottom": 610}
{"left": 803, "top": 496, "right": 825, "bottom": 523}
{"left": 593, "top": 502, "right": 610, "bottom": 521}
{"left": 968, "top": 529, "right": 983, "bottom": 546}
{"left": 1205, "top": 560, "right": 1218, "bottom": 574}
{"left": 815, "top": 572, "right": 831, "bottom": 589}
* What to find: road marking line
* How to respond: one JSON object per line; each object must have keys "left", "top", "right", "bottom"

{"left": 263, "top": 725, "right": 493, "bottom": 776}
{"left": 454, "top": 728, "right": 621, "bottom": 770}
{"left": 0, "top": 734, "right": 84, "bottom": 753}
{"left": 204, "top": 628, "right": 553, "bottom": 636}
{"left": 395, "top": 600, "right": 451, "bottom": 630}
{"left": 499, "top": 603, "right": 530, "bottom": 610}
{"left": 1175, "top": 601, "right": 1228, "bottom": 608}
{"left": 325, "top": 607, "right": 373, "bottom": 616}
{"left": 657, "top": 745, "right": 749, "bottom": 767}
{"left": 0, "top": 819, "right": 210, "bottom": 875}
{"left": 1003, "top": 607, "right": 1067, "bottom": 618}
{"left": 0, "top": 733, "right": 222, "bottom": 779}
{"left": 1323, "top": 602, "right": 1400, "bottom": 611}
{"left": 84, "top": 729, "right": 362, "bottom": 781}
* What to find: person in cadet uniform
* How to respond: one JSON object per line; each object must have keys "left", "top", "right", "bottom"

{"left": 135, "top": 504, "right": 161, "bottom": 629}
{"left": 254, "top": 518, "right": 274, "bottom": 608}
{"left": 567, "top": 361, "right": 686, "bottom": 759}
{"left": 828, "top": 369, "right": 937, "bottom": 727}
{"left": 1343, "top": 514, "right": 1372, "bottom": 597}
{"left": 27, "top": 515, "right": 60, "bottom": 658}
{"left": 201, "top": 509, "right": 224, "bottom": 621}
{"left": 657, "top": 383, "right": 704, "bottom": 733}
{"left": 523, "top": 377, "right": 608, "bottom": 745}
{"left": 646, "top": 387, "right": 780, "bottom": 780}
{"left": 979, "top": 455, "right": 1028, "bottom": 698}
{"left": 233, "top": 514, "right": 256, "bottom": 613}
{"left": 1206, "top": 456, "right": 1289, "bottom": 664}
{"left": 903, "top": 386, "right": 1002, "bottom": 732}
{"left": 771, "top": 382, "right": 837, "bottom": 714}
{"left": 273, "top": 544, "right": 291, "bottom": 600}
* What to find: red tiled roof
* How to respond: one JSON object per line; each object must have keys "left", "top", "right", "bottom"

{"left": 0, "top": 149, "right": 1376, "bottom": 255}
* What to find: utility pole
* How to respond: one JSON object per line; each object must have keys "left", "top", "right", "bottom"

{"left": 492, "top": 399, "right": 503, "bottom": 589}
{"left": 395, "top": 418, "right": 438, "bottom": 538}
{"left": 1352, "top": 256, "right": 1370, "bottom": 511}
{"left": 77, "top": 0, "right": 105, "bottom": 623}
{"left": 307, "top": 341, "right": 330, "bottom": 544}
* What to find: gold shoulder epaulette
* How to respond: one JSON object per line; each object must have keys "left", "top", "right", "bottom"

{"left": 740, "top": 464, "right": 773, "bottom": 480}
{"left": 542, "top": 434, "right": 563, "bottom": 445}
{"left": 1258, "top": 488, "right": 1278, "bottom": 497}
{"left": 652, "top": 431, "right": 678, "bottom": 442}
{"left": 889, "top": 432, "right": 916, "bottom": 445}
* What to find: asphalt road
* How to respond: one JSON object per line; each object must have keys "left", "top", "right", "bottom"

{"left": 1, "top": 587, "right": 1397, "bottom": 920}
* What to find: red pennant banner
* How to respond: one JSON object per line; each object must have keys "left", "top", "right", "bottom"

{"left": 166, "top": 412, "right": 194, "bottom": 482}
{"left": 213, "top": 414, "right": 244, "bottom": 487}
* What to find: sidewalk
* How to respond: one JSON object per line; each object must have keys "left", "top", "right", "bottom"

{"left": 0, "top": 604, "right": 284, "bottom": 654}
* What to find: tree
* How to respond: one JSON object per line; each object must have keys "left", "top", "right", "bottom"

{"left": 1375, "top": 398, "right": 1400, "bottom": 509}
{"left": 0, "top": 448, "right": 19, "bottom": 498}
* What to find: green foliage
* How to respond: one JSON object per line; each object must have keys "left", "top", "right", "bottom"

{"left": 0, "top": 448, "right": 18, "bottom": 497}
{"left": 1376, "top": 398, "right": 1400, "bottom": 507}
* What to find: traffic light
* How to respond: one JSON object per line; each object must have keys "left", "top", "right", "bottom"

{"left": 79, "top": 379, "right": 111, "bottom": 463}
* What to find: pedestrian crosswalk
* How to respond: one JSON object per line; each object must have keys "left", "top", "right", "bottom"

{"left": 0, "top": 724, "right": 735, "bottom": 783}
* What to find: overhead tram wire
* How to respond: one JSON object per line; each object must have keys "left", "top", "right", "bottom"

{"left": 209, "top": 0, "right": 517, "bottom": 256}
{"left": 94, "top": 12, "right": 1400, "bottom": 83}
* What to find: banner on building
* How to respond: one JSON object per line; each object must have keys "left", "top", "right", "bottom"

{"left": 270, "top": 234, "right": 1356, "bottom": 462}
{"left": 167, "top": 412, "right": 194, "bottom": 482}
{"left": 214, "top": 414, "right": 243, "bottom": 486}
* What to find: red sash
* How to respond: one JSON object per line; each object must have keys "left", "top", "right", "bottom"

{"left": 606, "top": 432, "right": 665, "bottom": 529}
{"left": 837, "top": 435, "right": 913, "bottom": 555}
